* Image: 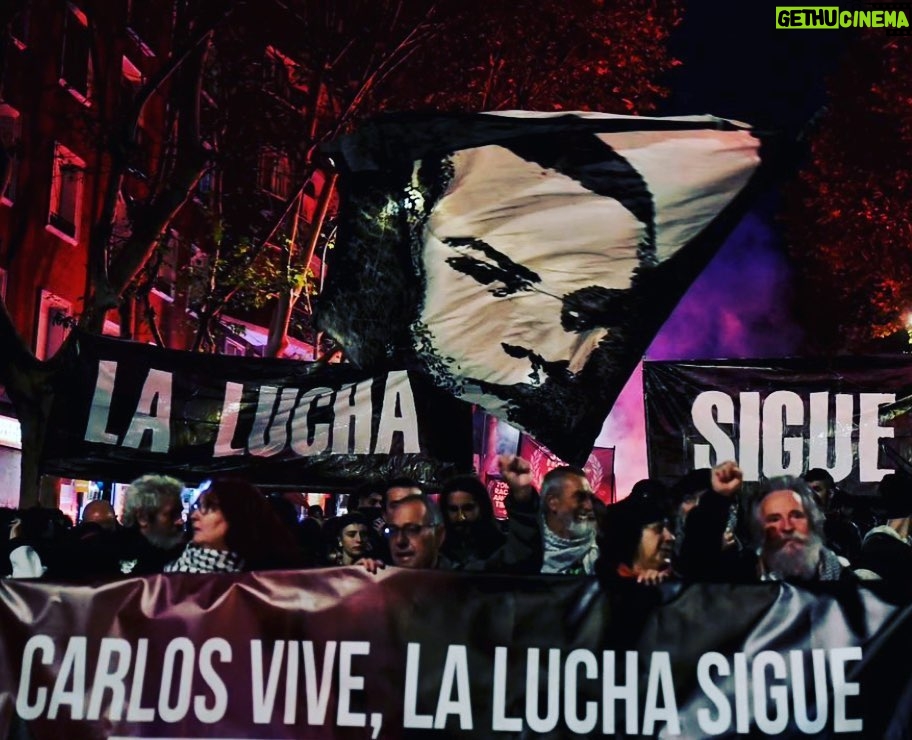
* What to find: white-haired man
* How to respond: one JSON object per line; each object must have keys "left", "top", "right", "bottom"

{"left": 498, "top": 455, "right": 598, "bottom": 575}
{"left": 116, "top": 474, "right": 187, "bottom": 574}
{"left": 9, "top": 474, "right": 186, "bottom": 579}
{"left": 680, "top": 461, "right": 853, "bottom": 582}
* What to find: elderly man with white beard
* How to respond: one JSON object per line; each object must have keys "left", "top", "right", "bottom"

{"left": 540, "top": 466, "right": 599, "bottom": 574}
{"left": 679, "top": 461, "right": 854, "bottom": 583}
{"left": 501, "top": 456, "right": 598, "bottom": 575}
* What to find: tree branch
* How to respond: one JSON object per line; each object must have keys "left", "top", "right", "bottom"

{"left": 84, "top": 6, "right": 233, "bottom": 330}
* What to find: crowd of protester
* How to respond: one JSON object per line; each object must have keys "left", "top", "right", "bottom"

{"left": 3, "top": 456, "right": 911, "bottom": 587}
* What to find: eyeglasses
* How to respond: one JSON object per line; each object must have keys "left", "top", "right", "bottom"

{"left": 189, "top": 498, "right": 219, "bottom": 515}
{"left": 382, "top": 523, "right": 434, "bottom": 540}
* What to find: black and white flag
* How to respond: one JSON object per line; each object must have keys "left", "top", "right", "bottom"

{"left": 318, "top": 111, "right": 767, "bottom": 464}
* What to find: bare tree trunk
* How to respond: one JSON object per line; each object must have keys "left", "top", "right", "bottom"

{"left": 264, "top": 192, "right": 303, "bottom": 358}
{"left": 0, "top": 144, "right": 11, "bottom": 204}
{"left": 140, "top": 294, "right": 166, "bottom": 347}
{"left": 0, "top": 299, "right": 59, "bottom": 506}
{"left": 82, "top": 11, "right": 229, "bottom": 332}
{"left": 18, "top": 388, "right": 55, "bottom": 508}
{"left": 301, "top": 173, "right": 338, "bottom": 290}
{"left": 119, "top": 296, "right": 133, "bottom": 339}
{"left": 264, "top": 172, "right": 337, "bottom": 358}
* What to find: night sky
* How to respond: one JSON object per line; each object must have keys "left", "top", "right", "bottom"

{"left": 659, "top": 1, "right": 852, "bottom": 133}
{"left": 599, "top": 1, "right": 858, "bottom": 492}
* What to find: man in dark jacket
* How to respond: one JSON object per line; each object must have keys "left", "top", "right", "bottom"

{"left": 359, "top": 464, "right": 542, "bottom": 574}
{"left": 10, "top": 474, "right": 186, "bottom": 579}
{"left": 680, "top": 461, "right": 852, "bottom": 583}
{"left": 439, "top": 474, "right": 506, "bottom": 568}
{"left": 380, "top": 490, "right": 541, "bottom": 573}
{"left": 856, "top": 472, "right": 912, "bottom": 582}
{"left": 802, "top": 467, "right": 863, "bottom": 564}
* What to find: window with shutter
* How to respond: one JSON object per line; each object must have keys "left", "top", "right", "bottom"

{"left": 0, "top": 104, "right": 21, "bottom": 204}
{"left": 47, "top": 142, "right": 86, "bottom": 242}
{"left": 59, "top": 4, "right": 92, "bottom": 105}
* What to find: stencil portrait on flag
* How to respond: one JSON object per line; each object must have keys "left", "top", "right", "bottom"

{"left": 317, "top": 112, "right": 768, "bottom": 464}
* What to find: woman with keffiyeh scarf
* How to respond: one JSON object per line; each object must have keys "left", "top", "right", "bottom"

{"left": 165, "top": 478, "right": 301, "bottom": 574}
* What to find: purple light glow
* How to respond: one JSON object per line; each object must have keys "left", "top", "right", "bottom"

{"left": 596, "top": 206, "right": 805, "bottom": 495}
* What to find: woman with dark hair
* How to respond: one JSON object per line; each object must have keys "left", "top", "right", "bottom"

{"left": 165, "top": 478, "right": 300, "bottom": 573}
{"left": 323, "top": 512, "right": 374, "bottom": 566}
{"left": 595, "top": 495, "right": 676, "bottom": 585}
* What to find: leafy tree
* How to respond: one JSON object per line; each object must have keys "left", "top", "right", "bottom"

{"left": 0, "top": 0, "right": 235, "bottom": 504}
{"left": 195, "top": 0, "right": 684, "bottom": 359}
{"left": 378, "top": 0, "right": 682, "bottom": 114}
{"left": 784, "top": 33, "right": 912, "bottom": 351}
{"left": 0, "top": 0, "right": 682, "bottom": 505}
{"left": 170, "top": 1, "right": 447, "bottom": 356}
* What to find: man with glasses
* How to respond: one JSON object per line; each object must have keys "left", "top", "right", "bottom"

{"left": 360, "top": 466, "right": 542, "bottom": 573}
{"left": 384, "top": 494, "right": 445, "bottom": 569}
{"left": 356, "top": 494, "right": 443, "bottom": 572}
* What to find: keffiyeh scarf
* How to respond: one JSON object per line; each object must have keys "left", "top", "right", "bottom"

{"left": 816, "top": 545, "right": 845, "bottom": 581}
{"left": 164, "top": 544, "right": 245, "bottom": 574}
{"left": 542, "top": 526, "right": 598, "bottom": 575}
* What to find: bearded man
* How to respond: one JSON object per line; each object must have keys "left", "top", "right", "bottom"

{"left": 536, "top": 465, "right": 598, "bottom": 575}
{"left": 439, "top": 474, "right": 506, "bottom": 567}
{"left": 9, "top": 474, "right": 187, "bottom": 579}
{"left": 752, "top": 485, "right": 846, "bottom": 580}
{"left": 679, "top": 462, "right": 853, "bottom": 583}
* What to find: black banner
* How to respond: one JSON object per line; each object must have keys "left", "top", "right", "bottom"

{"left": 643, "top": 356, "right": 912, "bottom": 493}
{"left": 0, "top": 571, "right": 910, "bottom": 738}
{"left": 40, "top": 332, "right": 473, "bottom": 487}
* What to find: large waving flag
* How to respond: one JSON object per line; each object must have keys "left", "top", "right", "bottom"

{"left": 317, "top": 111, "right": 767, "bottom": 464}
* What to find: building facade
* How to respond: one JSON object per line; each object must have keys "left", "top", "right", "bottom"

{"left": 0, "top": 0, "right": 333, "bottom": 513}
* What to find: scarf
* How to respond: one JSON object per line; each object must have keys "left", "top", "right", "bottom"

{"left": 542, "top": 526, "right": 598, "bottom": 575}
{"left": 164, "top": 544, "right": 245, "bottom": 574}
{"left": 816, "top": 545, "right": 845, "bottom": 581}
